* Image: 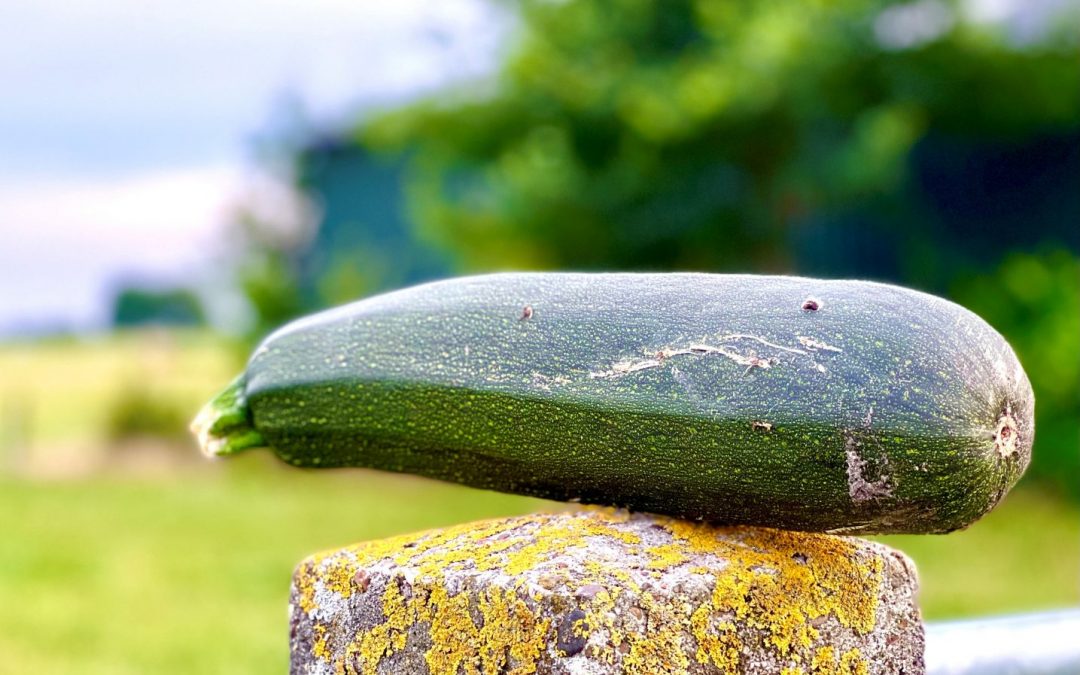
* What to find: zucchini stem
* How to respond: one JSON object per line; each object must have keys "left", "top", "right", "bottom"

{"left": 190, "top": 374, "right": 266, "bottom": 458}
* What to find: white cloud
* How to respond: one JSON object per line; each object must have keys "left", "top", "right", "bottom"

{"left": 0, "top": 0, "right": 507, "bottom": 333}
{"left": 2, "top": 168, "right": 236, "bottom": 241}
{"left": 0, "top": 166, "right": 245, "bottom": 331}
{"left": 0, "top": 0, "right": 506, "bottom": 176}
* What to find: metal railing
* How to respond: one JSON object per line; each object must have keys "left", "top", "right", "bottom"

{"left": 926, "top": 609, "right": 1080, "bottom": 674}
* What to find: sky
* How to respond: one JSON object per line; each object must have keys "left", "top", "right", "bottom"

{"left": 0, "top": 0, "right": 505, "bottom": 335}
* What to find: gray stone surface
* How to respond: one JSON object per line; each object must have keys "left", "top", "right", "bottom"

{"left": 290, "top": 510, "right": 924, "bottom": 674}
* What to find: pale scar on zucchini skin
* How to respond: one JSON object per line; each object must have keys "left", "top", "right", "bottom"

{"left": 195, "top": 273, "right": 1034, "bottom": 535}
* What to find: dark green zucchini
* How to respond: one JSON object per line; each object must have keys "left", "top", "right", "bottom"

{"left": 193, "top": 273, "right": 1033, "bottom": 534}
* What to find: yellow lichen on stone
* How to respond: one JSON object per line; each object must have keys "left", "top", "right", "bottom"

{"left": 645, "top": 517, "right": 883, "bottom": 669}
{"left": 691, "top": 604, "right": 740, "bottom": 671}
{"left": 574, "top": 576, "right": 621, "bottom": 662}
{"left": 839, "top": 647, "right": 869, "bottom": 675}
{"left": 424, "top": 582, "right": 478, "bottom": 674}
{"left": 583, "top": 558, "right": 638, "bottom": 593}
{"left": 647, "top": 542, "right": 689, "bottom": 569}
{"left": 292, "top": 510, "right": 902, "bottom": 674}
{"left": 323, "top": 511, "right": 643, "bottom": 583}
{"left": 479, "top": 587, "right": 551, "bottom": 675}
{"left": 504, "top": 521, "right": 642, "bottom": 575}
{"left": 806, "top": 644, "right": 869, "bottom": 675}
{"left": 812, "top": 646, "right": 836, "bottom": 673}
{"left": 621, "top": 590, "right": 693, "bottom": 673}
{"left": 350, "top": 578, "right": 412, "bottom": 671}
{"left": 337, "top": 569, "right": 551, "bottom": 674}
{"left": 323, "top": 556, "right": 359, "bottom": 599}
{"left": 312, "top": 623, "right": 331, "bottom": 661}
{"left": 294, "top": 558, "right": 319, "bottom": 614}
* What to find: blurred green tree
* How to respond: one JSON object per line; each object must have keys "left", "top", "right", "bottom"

{"left": 237, "top": 0, "right": 1080, "bottom": 496}
{"left": 952, "top": 250, "right": 1080, "bottom": 497}
{"left": 357, "top": 0, "right": 1080, "bottom": 496}
{"left": 363, "top": 0, "right": 1079, "bottom": 277}
{"left": 111, "top": 286, "right": 206, "bottom": 328}
{"left": 234, "top": 219, "right": 307, "bottom": 341}
{"left": 232, "top": 142, "right": 455, "bottom": 340}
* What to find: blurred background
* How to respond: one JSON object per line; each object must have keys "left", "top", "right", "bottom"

{"left": 1, "top": 0, "right": 1078, "bottom": 671}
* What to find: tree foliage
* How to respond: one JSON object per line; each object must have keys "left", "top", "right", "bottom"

{"left": 356, "top": 0, "right": 1080, "bottom": 496}
{"left": 233, "top": 0, "right": 1080, "bottom": 495}
{"left": 364, "top": 0, "right": 1079, "bottom": 274}
{"left": 111, "top": 287, "right": 205, "bottom": 328}
{"left": 952, "top": 251, "right": 1080, "bottom": 497}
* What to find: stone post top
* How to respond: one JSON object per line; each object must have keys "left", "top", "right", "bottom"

{"left": 291, "top": 510, "right": 923, "bottom": 674}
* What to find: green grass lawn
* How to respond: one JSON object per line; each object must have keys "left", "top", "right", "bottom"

{"left": 0, "top": 331, "right": 240, "bottom": 478}
{"left": 1, "top": 332, "right": 1077, "bottom": 672}
{"left": 879, "top": 488, "right": 1080, "bottom": 618}
{"left": 0, "top": 458, "right": 544, "bottom": 674}
{"left": 1, "top": 458, "right": 1076, "bottom": 674}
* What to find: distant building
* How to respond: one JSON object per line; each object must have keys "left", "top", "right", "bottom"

{"left": 293, "top": 138, "right": 452, "bottom": 307}
{"left": 111, "top": 285, "right": 205, "bottom": 328}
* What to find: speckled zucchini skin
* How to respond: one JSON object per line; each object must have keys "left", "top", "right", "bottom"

{"left": 194, "top": 273, "right": 1033, "bottom": 534}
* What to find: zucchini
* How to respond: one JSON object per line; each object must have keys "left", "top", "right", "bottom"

{"left": 193, "top": 273, "right": 1033, "bottom": 534}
